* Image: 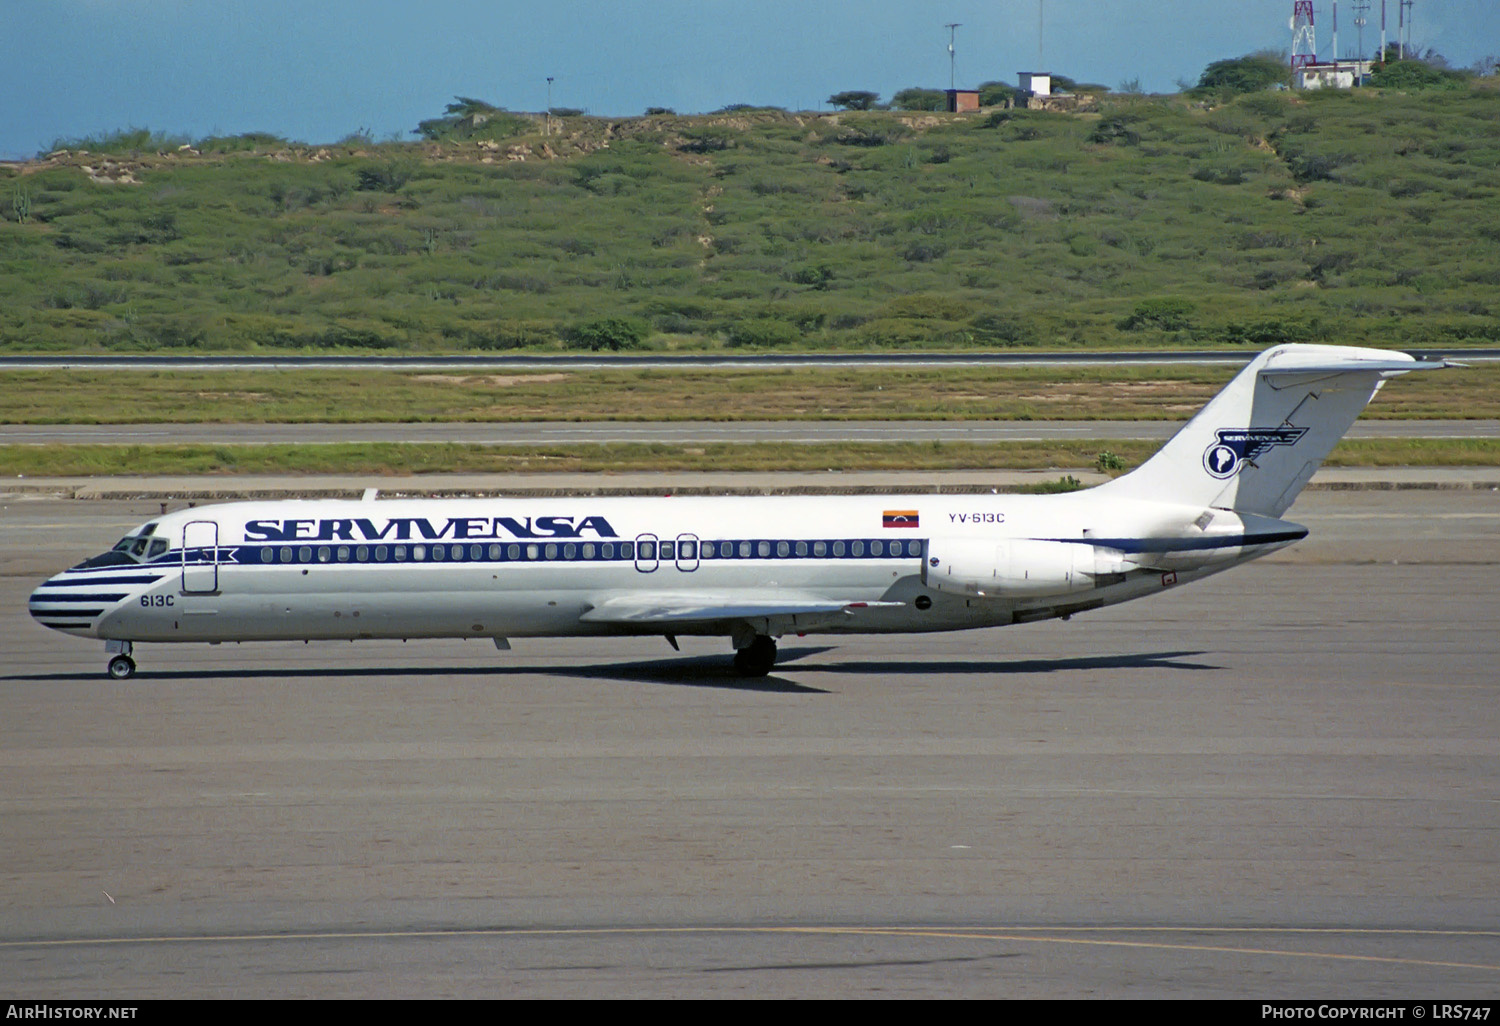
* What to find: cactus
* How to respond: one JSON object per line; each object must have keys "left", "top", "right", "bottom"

{"left": 11, "top": 186, "right": 31, "bottom": 224}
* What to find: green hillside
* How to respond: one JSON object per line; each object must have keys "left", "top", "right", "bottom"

{"left": 3, "top": 84, "right": 1498, "bottom": 354}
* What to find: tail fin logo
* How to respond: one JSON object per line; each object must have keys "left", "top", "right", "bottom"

{"left": 1203, "top": 427, "right": 1308, "bottom": 479}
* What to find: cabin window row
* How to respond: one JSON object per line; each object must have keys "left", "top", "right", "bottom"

{"left": 242, "top": 537, "right": 924, "bottom": 565}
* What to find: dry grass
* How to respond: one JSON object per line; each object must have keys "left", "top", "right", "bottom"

{"left": 3, "top": 437, "right": 1496, "bottom": 478}
{"left": 2, "top": 364, "right": 1497, "bottom": 424}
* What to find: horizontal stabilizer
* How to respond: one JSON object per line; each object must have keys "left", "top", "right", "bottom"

{"left": 1259, "top": 358, "right": 1453, "bottom": 379}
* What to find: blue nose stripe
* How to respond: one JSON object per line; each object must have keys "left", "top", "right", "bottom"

{"left": 29, "top": 572, "right": 141, "bottom": 632}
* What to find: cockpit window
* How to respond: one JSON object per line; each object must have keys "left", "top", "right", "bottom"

{"left": 90, "top": 526, "right": 170, "bottom": 567}
{"left": 72, "top": 549, "right": 141, "bottom": 570}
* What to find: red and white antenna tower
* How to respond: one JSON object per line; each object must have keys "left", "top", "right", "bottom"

{"left": 1291, "top": 1, "right": 1317, "bottom": 69}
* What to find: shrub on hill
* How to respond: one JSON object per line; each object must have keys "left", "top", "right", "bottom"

{"left": 977, "top": 81, "right": 1021, "bottom": 106}
{"left": 1368, "top": 60, "right": 1472, "bottom": 90}
{"left": 1118, "top": 298, "right": 1196, "bottom": 331}
{"left": 828, "top": 91, "right": 882, "bottom": 111}
{"left": 197, "top": 132, "right": 293, "bottom": 153}
{"left": 891, "top": 88, "right": 946, "bottom": 112}
{"left": 563, "top": 317, "right": 649, "bottom": 351}
{"left": 1192, "top": 53, "right": 1288, "bottom": 97}
{"left": 727, "top": 318, "right": 801, "bottom": 347}
{"left": 415, "top": 97, "right": 533, "bottom": 142}
{"left": 48, "top": 128, "right": 190, "bottom": 155}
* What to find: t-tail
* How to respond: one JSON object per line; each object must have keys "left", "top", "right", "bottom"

{"left": 1094, "top": 344, "right": 1452, "bottom": 517}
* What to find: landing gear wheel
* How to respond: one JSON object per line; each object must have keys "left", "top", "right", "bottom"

{"left": 732, "top": 635, "right": 777, "bottom": 677}
{"left": 107, "top": 655, "right": 136, "bottom": 680}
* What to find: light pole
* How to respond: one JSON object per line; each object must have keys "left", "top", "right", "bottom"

{"left": 1354, "top": 0, "right": 1369, "bottom": 81}
{"left": 546, "top": 76, "right": 554, "bottom": 135}
{"left": 946, "top": 22, "right": 961, "bottom": 91}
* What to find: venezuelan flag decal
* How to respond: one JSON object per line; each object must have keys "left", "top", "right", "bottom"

{"left": 882, "top": 510, "right": 920, "bottom": 528}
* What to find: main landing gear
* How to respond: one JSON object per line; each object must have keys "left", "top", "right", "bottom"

{"left": 733, "top": 635, "right": 777, "bottom": 678}
{"left": 105, "top": 641, "right": 135, "bottom": 680}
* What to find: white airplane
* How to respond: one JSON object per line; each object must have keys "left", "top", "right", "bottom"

{"left": 30, "top": 344, "right": 1448, "bottom": 680}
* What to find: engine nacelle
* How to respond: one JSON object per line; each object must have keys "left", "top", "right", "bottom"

{"left": 923, "top": 537, "right": 1118, "bottom": 598}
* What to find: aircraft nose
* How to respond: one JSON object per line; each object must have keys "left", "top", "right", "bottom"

{"left": 28, "top": 573, "right": 112, "bottom": 635}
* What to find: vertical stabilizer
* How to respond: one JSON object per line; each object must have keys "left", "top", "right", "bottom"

{"left": 1093, "top": 345, "right": 1446, "bottom": 517}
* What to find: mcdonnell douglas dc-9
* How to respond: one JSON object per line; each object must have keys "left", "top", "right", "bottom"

{"left": 30, "top": 344, "right": 1447, "bottom": 679}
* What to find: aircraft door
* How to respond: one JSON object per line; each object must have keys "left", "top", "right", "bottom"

{"left": 634, "top": 533, "right": 659, "bottom": 573}
{"left": 181, "top": 520, "right": 220, "bottom": 594}
{"left": 675, "top": 533, "right": 699, "bottom": 572}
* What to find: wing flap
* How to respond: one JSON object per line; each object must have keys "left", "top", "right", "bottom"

{"left": 580, "top": 592, "right": 902, "bottom": 626}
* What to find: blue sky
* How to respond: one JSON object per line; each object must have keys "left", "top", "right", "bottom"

{"left": 2, "top": 1, "right": 1495, "bottom": 159}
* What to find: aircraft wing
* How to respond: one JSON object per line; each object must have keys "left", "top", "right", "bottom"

{"left": 580, "top": 592, "right": 903, "bottom": 627}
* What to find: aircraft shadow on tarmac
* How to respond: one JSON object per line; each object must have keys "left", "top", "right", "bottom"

{"left": 2, "top": 648, "right": 1214, "bottom": 689}
{"left": 801, "top": 650, "right": 1220, "bottom": 676}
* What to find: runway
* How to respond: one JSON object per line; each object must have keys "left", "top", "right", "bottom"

{"left": 3, "top": 418, "right": 1497, "bottom": 446}
{"left": 1, "top": 489, "right": 1497, "bottom": 997}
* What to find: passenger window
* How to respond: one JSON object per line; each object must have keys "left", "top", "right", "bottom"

{"left": 299, "top": 546, "right": 312, "bottom": 562}
{"left": 582, "top": 543, "right": 595, "bottom": 559}
{"left": 776, "top": 541, "right": 789, "bottom": 557}
{"left": 394, "top": 545, "right": 406, "bottom": 561}
{"left": 833, "top": 541, "right": 846, "bottom": 556}
{"left": 432, "top": 545, "right": 445, "bottom": 560}
{"left": 601, "top": 542, "right": 615, "bottom": 559}
{"left": 318, "top": 547, "right": 331, "bottom": 562}
{"left": 639, "top": 541, "right": 656, "bottom": 560}
{"left": 852, "top": 540, "right": 865, "bottom": 557}
{"left": 375, "top": 546, "right": 387, "bottom": 561}
{"left": 813, "top": 541, "right": 827, "bottom": 557}
{"left": 337, "top": 546, "right": 350, "bottom": 562}
{"left": 680, "top": 540, "right": 696, "bottom": 559}
{"left": 757, "top": 541, "right": 771, "bottom": 558}
{"left": 621, "top": 542, "right": 635, "bottom": 559}
{"left": 414, "top": 545, "right": 427, "bottom": 560}
{"left": 260, "top": 548, "right": 273, "bottom": 563}
{"left": 795, "top": 541, "right": 808, "bottom": 557}
{"left": 544, "top": 544, "right": 558, "bottom": 560}
{"left": 659, "top": 541, "right": 674, "bottom": 560}
{"left": 281, "top": 547, "right": 293, "bottom": 562}
{"left": 356, "top": 546, "right": 368, "bottom": 561}
{"left": 563, "top": 543, "right": 577, "bottom": 560}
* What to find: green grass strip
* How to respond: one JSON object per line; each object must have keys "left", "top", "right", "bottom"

{"left": 3, "top": 438, "right": 1498, "bottom": 478}
{"left": 3, "top": 365, "right": 1498, "bottom": 424}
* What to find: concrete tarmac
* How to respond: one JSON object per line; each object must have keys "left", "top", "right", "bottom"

{"left": 1, "top": 489, "right": 1498, "bottom": 997}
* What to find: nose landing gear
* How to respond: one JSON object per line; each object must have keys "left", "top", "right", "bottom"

{"left": 105, "top": 641, "right": 135, "bottom": 680}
